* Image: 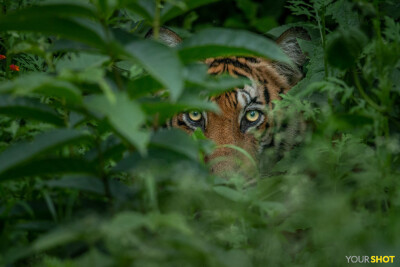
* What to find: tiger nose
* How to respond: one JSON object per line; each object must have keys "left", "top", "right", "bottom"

{"left": 205, "top": 146, "right": 241, "bottom": 176}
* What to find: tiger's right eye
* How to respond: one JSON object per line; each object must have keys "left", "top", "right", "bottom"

{"left": 188, "top": 111, "right": 202, "bottom": 122}
{"left": 245, "top": 110, "right": 261, "bottom": 122}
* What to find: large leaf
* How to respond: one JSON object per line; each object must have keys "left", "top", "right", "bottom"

{"left": 150, "top": 129, "right": 200, "bottom": 161}
{"left": 0, "top": 12, "right": 107, "bottom": 49}
{"left": 178, "top": 28, "right": 290, "bottom": 63}
{"left": 113, "top": 147, "right": 194, "bottom": 172}
{"left": 123, "top": 0, "right": 155, "bottom": 21}
{"left": 85, "top": 93, "right": 149, "bottom": 154}
{"left": 20, "top": 1, "right": 97, "bottom": 19}
{"left": 55, "top": 52, "right": 109, "bottom": 72}
{"left": 0, "top": 158, "right": 96, "bottom": 182}
{"left": 0, "top": 73, "right": 82, "bottom": 105}
{"left": 0, "top": 95, "right": 65, "bottom": 126}
{"left": 184, "top": 63, "right": 249, "bottom": 94}
{"left": 0, "top": 129, "right": 91, "bottom": 179}
{"left": 213, "top": 186, "right": 249, "bottom": 203}
{"left": 327, "top": 28, "right": 368, "bottom": 69}
{"left": 140, "top": 95, "right": 219, "bottom": 123}
{"left": 31, "top": 221, "right": 96, "bottom": 254}
{"left": 124, "top": 40, "right": 184, "bottom": 100}
{"left": 44, "top": 175, "right": 132, "bottom": 200}
{"left": 127, "top": 75, "right": 163, "bottom": 98}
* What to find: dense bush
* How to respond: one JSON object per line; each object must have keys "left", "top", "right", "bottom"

{"left": 0, "top": 0, "right": 399, "bottom": 266}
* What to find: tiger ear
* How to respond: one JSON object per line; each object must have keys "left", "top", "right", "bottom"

{"left": 273, "top": 27, "right": 310, "bottom": 86}
{"left": 145, "top": 27, "right": 182, "bottom": 47}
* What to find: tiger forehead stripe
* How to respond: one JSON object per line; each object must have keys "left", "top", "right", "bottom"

{"left": 206, "top": 57, "right": 259, "bottom": 78}
{"left": 214, "top": 92, "right": 238, "bottom": 109}
{"left": 210, "top": 58, "right": 252, "bottom": 73}
{"left": 206, "top": 56, "right": 290, "bottom": 91}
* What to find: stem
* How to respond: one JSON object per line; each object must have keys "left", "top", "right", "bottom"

{"left": 321, "top": 8, "right": 328, "bottom": 78}
{"left": 100, "top": 16, "right": 124, "bottom": 91}
{"left": 3, "top": 0, "right": 9, "bottom": 14}
{"left": 130, "top": 20, "right": 142, "bottom": 33}
{"left": 46, "top": 52, "right": 56, "bottom": 73}
{"left": 352, "top": 70, "right": 384, "bottom": 113}
{"left": 315, "top": 5, "right": 328, "bottom": 78}
{"left": 97, "top": 137, "right": 112, "bottom": 201}
{"left": 153, "top": 0, "right": 161, "bottom": 40}
{"left": 112, "top": 65, "right": 124, "bottom": 91}
{"left": 153, "top": 112, "right": 160, "bottom": 131}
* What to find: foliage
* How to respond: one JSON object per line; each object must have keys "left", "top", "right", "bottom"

{"left": 0, "top": 0, "right": 399, "bottom": 266}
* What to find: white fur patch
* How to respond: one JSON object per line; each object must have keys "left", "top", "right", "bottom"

{"left": 237, "top": 83, "right": 259, "bottom": 107}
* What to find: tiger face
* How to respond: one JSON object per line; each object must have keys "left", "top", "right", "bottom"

{"left": 149, "top": 27, "right": 309, "bottom": 176}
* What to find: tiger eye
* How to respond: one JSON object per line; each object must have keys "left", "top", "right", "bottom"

{"left": 188, "top": 111, "right": 202, "bottom": 121}
{"left": 245, "top": 110, "right": 260, "bottom": 122}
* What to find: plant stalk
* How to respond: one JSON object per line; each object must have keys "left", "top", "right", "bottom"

{"left": 153, "top": 0, "right": 161, "bottom": 40}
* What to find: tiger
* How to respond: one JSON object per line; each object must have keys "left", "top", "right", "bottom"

{"left": 146, "top": 27, "right": 309, "bottom": 177}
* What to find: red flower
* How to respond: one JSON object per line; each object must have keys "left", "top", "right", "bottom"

{"left": 0, "top": 55, "right": 6, "bottom": 60}
{"left": 9, "top": 64, "right": 20, "bottom": 71}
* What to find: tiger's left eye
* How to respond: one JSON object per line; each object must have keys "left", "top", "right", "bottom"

{"left": 245, "top": 110, "right": 260, "bottom": 122}
{"left": 188, "top": 111, "right": 202, "bottom": 121}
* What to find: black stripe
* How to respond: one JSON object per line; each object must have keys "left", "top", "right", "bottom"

{"left": 212, "top": 58, "right": 252, "bottom": 74}
{"left": 264, "top": 86, "right": 270, "bottom": 104}
{"left": 250, "top": 97, "right": 263, "bottom": 105}
{"left": 233, "top": 69, "right": 248, "bottom": 78}
{"left": 234, "top": 92, "right": 239, "bottom": 107}
{"left": 242, "top": 57, "right": 260, "bottom": 63}
{"left": 177, "top": 119, "right": 186, "bottom": 126}
{"left": 225, "top": 92, "right": 233, "bottom": 108}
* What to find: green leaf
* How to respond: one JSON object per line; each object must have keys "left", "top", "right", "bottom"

{"left": 55, "top": 52, "right": 110, "bottom": 72}
{"left": 139, "top": 94, "right": 219, "bottom": 126}
{"left": 44, "top": 175, "right": 107, "bottom": 194}
{"left": 123, "top": 0, "right": 155, "bottom": 21}
{"left": 140, "top": 95, "right": 219, "bottom": 120}
{"left": 113, "top": 147, "right": 193, "bottom": 172}
{"left": 0, "top": 13, "right": 107, "bottom": 49}
{"left": 85, "top": 93, "right": 149, "bottom": 154}
{"left": 328, "top": 114, "right": 374, "bottom": 131}
{"left": 257, "top": 201, "right": 287, "bottom": 217}
{"left": 58, "top": 67, "right": 116, "bottom": 103}
{"left": 12, "top": 1, "right": 98, "bottom": 19}
{"left": 124, "top": 40, "right": 184, "bottom": 100}
{"left": 327, "top": 28, "right": 368, "bottom": 69}
{"left": 0, "top": 95, "right": 65, "bottom": 126}
{"left": 148, "top": 213, "right": 192, "bottom": 235}
{"left": 160, "top": 0, "right": 220, "bottom": 23}
{"left": 177, "top": 92, "right": 220, "bottom": 112}
{"left": 127, "top": 75, "right": 163, "bottom": 98}
{"left": 73, "top": 249, "right": 113, "bottom": 267}
{"left": 32, "top": 225, "right": 84, "bottom": 253}
{"left": 34, "top": 81, "right": 83, "bottom": 105}
{"left": 44, "top": 175, "right": 132, "bottom": 199}
{"left": 178, "top": 28, "right": 290, "bottom": 63}
{"left": 150, "top": 129, "right": 199, "bottom": 161}
{"left": 102, "top": 211, "right": 149, "bottom": 237}
{"left": 0, "top": 129, "right": 91, "bottom": 179}
{"left": 0, "top": 73, "right": 83, "bottom": 105}
{"left": 0, "top": 158, "right": 96, "bottom": 182}
{"left": 218, "top": 250, "right": 253, "bottom": 267}
{"left": 184, "top": 64, "right": 249, "bottom": 94}
{"left": 213, "top": 186, "right": 249, "bottom": 203}
{"left": 219, "top": 144, "right": 257, "bottom": 168}
{"left": 326, "top": 0, "right": 360, "bottom": 29}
